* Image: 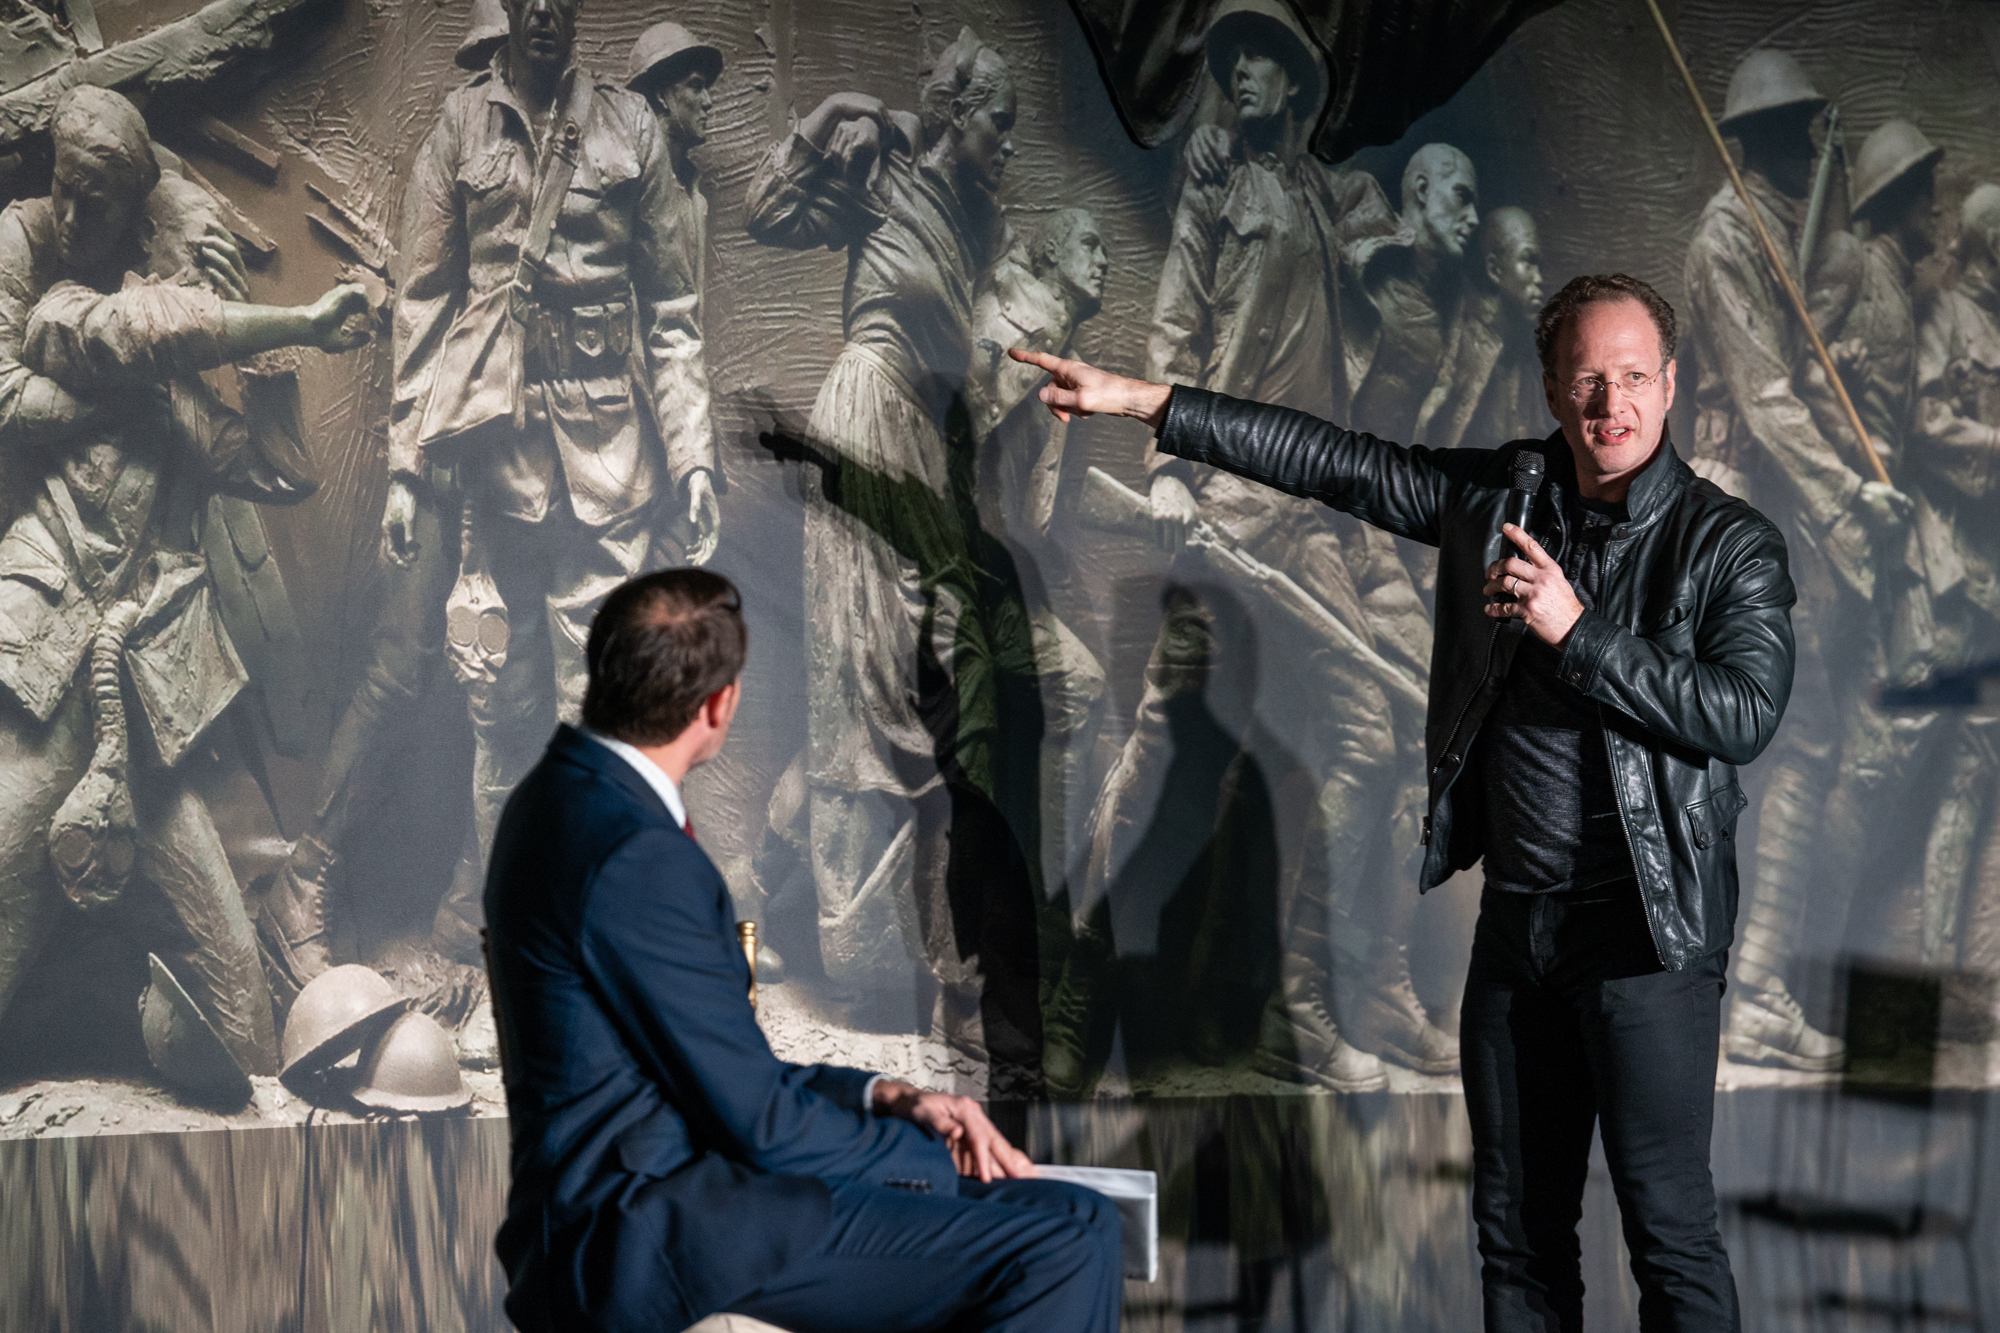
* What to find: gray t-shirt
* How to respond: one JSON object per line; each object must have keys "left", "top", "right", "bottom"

{"left": 1473, "top": 496, "right": 1636, "bottom": 894}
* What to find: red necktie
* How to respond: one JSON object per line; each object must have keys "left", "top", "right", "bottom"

{"left": 682, "top": 816, "right": 696, "bottom": 842}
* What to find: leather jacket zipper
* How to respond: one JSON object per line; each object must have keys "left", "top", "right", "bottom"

{"left": 1424, "top": 619, "right": 1503, "bottom": 847}
{"left": 1600, "top": 706, "right": 1668, "bottom": 967}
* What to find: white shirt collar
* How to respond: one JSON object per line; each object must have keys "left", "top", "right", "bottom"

{"left": 582, "top": 728, "right": 689, "bottom": 830}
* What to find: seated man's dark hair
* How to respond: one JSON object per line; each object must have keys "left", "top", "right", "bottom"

{"left": 1533, "top": 272, "right": 1678, "bottom": 372}
{"left": 582, "top": 569, "right": 746, "bottom": 745}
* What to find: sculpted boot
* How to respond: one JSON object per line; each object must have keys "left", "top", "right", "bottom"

{"left": 257, "top": 833, "right": 336, "bottom": 997}
{"left": 1250, "top": 962, "right": 1390, "bottom": 1092}
{"left": 1250, "top": 884, "right": 1388, "bottom": 1092}
{"left": 1728, "top": 760, "right": 1845, "bottom": 1071}
{"left": 1041, "top": 917, "right": 1112, "bottom": 1099}
{"left": 1333, "top": 939, "right": 1460, "bottom": 1075}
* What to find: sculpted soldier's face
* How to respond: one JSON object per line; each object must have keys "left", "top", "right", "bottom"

{"left": 1899, "top": 173, "right": 1941, "bottom": 260}
{"left": 1054, "top": 225, "right": 1109, "bottom": 310}
{"left": 505, "top": 0, "right": 577, "bottom": 72}
{"left": 1487, "top": 229, "right": 1543, "bottom": 312}
{"left": 1231, "top": 51, "right": 1295, "bottom": 126}
{"left": 1545, "top": 298, "right": 1677, "bottom": 490}
{"left": 953, "top": 80, "right": 1017, "bottom": 194}
{"left": 655, "top": 69, "right": 713, "bottom": 150}
{"left": 52, "top": 145, "right": 144, "bottom": 274}
{"left": 1417, "top": 163, "right": 1480, "bottom": 260}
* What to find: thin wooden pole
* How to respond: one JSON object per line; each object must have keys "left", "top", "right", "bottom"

{"left": 1641, "top": 0, "right": 1891, "bottom": 486}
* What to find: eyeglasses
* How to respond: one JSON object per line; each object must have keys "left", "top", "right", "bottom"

{"left": 1566, "top": 367, "right": 1666, "bottom": 403}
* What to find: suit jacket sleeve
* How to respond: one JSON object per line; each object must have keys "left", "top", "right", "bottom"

{"left": 578, "top": 827, "right": 956, "bottom": 1189}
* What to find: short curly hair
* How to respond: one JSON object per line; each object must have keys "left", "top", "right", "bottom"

{"left": 917, "top": 27, "right": 1011, "bottom": 148}
{"left": 1533, "top": 273, "right": 1677, "bottom": 373}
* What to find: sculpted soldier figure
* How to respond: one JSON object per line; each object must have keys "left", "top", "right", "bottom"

{"left": 1415, "top": 205, "right": 1548, "bottom": 450}
{"left": 1909, "top": 183, "right": 2000, "bottom": 1035}
{"left": 0, "top": 85, "right": 369, "bottom": 1082}
{"left": 1683, "top": 50, "right": 1913, "bottom": 1071}
{"left": 962, "top": 207, "right": 1110, "bottom": 886}
{"left": 374, "top": 0, "right": 717, "bottom": 962}
{"left": 745, "top": 29, "right": 1040, "bottom": 1079}
{"left": 261, "top": 0, "right": 725, "bottom": 980}
{"left": 1346, "top": 142, "right": 1482, "bottom": 443}
{"left": 628, "top": 19, "right": 725, "bottom": 441}
{"left": 258, "top": 0, "right": 512, "bottom": 982}
{"left": 1043, "top": 0, "right": 1450, "bottom": 1098}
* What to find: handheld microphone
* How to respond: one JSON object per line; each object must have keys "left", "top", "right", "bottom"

{"left": 1503, "top": 451, "right": 1545, "bottom": 559}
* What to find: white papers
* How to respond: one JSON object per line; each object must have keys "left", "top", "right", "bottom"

{"left": 1034, "top": 1164, "right": 1160, "bottom": 1281}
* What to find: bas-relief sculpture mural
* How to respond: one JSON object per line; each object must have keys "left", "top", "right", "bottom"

{"left": 0, "top": 0, "right": 1994, "bottom": 1154}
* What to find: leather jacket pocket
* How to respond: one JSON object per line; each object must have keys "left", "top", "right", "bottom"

{"left": 1684, "top": 783, "right": 1749, "bottom": 851}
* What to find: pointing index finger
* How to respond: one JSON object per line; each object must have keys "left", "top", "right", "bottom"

{"left": 1007, "top": 347, "right": 1063, "bottom": 373}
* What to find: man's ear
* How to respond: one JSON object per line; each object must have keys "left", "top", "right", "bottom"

{"left": 1661, "top": 358, "right": 1678, "bottom": 415}
{"left": 1543, "top": 369, "right": 1563, "bottom": 420}
{"left": 1485, "top": 249, "right": 1504, "bottom": 287}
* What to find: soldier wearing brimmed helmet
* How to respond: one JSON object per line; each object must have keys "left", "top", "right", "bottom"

{"left": 1039, "top": 0, "right": 1450, "bottom": 1100}
{"left": 626, "top": 21, "right": 723, "bottom": 191}
{"left": 1902, "top": 182, "right": 2000, "bottom": 1044}
{"left": 1779, "top": 114, "right": 1956, "bottom": 1073}
{"left": 1685, "top": 49, "right": 1916, "bottom": 1075}
{"left": 380, "top": 0, "right": 723, "bottom": 974}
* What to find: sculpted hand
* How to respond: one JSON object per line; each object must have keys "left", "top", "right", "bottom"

{"left": 1182, "top": 124, "right": 1236, "bottom": 186}
{"left": 873, "top": 1080, "right": 1036, "bottom": 1183}
{"left": 683, "top": 469, "right": 720, "bottom": 565}
{"left": 307, "top": 283, "right": 374, "bottom": 352}
{"left": 1006, "top": 348, "right": 1172, "bottom": 428}
{"left": 801, "top": 91, "right": 889, "bottom": 163}
{"left": 1828, "top": 336, "right": 1871, "bottom": 383}
{"left": 193, "top": 222, "right": 249, "bottom": 300}
{"left": 1483, "top": 524, "right": 1585, "bottom": 648}
{"left": 1148, "top": 473, "right": 1198, "bottom": 554}
{"left": 1855, "top": 479, "right": 1913, "bottom": 528}
{"left": 824, "top": 116, "right": 883, "bottom": 177}
{"left": 381, "top": 477, "right": 420, "bottom": 568}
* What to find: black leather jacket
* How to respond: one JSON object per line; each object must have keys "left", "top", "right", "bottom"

{"left": 1158, "top": 388, "right": 1798, "bottom": 970}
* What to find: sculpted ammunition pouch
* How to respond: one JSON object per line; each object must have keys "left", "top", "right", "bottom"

{"left": 523, "top": 300, "right": 634, "bottom": 380}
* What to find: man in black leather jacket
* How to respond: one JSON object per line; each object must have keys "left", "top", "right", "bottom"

{"left": 1013, "top": 272, "right": 1795, "bottom": 1331}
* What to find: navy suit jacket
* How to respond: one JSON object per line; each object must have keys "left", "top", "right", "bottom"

{"left": 485, "top": 725, "right": 957, "bottom": 1332}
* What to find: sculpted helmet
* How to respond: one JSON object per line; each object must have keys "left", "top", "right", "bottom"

{"left": 1961, "top": 182, "right": 2000, "bottom": 256}
{"left": 352, "top": 1011, "right": 473, "bottom": 1113}
{"left": 1716, "top": 49, "right": 1824, "bottom": 133}
{"left": 279, "top": 964, "right": 407, "bottom": 1089}
{"left": 455, "top": 0, "right": 507, "bottom": 73}
{"left": 1205, "top": 0, "right": 1330, "bottom": 119}
{"left": 140, "top": 953, "right": 253, "bottom": 1109}
{"left": 626, "top": 21, "right": 724, "bottom": 96}
{"left": 1849, "top": 118, "right": 1942, "bottom": 222}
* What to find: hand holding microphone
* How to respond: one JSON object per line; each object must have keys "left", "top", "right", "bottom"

{"left": 1482, "top": 451, "right": 1585, "bottom": 648}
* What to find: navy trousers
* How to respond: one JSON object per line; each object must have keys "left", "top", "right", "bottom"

{"left": 723, "top": 1176, "right": 1124, "bottom": 1332}
{"left": 1461, "top": 884, "right": 1740, "bottom": 1332}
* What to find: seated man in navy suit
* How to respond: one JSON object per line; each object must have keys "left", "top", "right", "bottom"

{"left": 484, "top": 569, "right": 1123, "bottom": 1333}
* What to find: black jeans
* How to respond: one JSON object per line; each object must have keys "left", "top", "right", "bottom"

{"left": 1461, "top": 883, "right": 1739, "bottom": 1332}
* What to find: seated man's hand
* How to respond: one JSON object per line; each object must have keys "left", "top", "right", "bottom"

{"left": 872, "top": 1079, "right": 1036, "bottom": 1183}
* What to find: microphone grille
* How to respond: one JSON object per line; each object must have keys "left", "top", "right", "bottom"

{"left": 1511, "top": 451, "right": 1546, "bottom": 494}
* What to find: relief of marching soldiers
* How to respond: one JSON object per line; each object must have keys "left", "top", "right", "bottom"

{"left": 0, "top": 0, "right": 1994, "bottom": 1109}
